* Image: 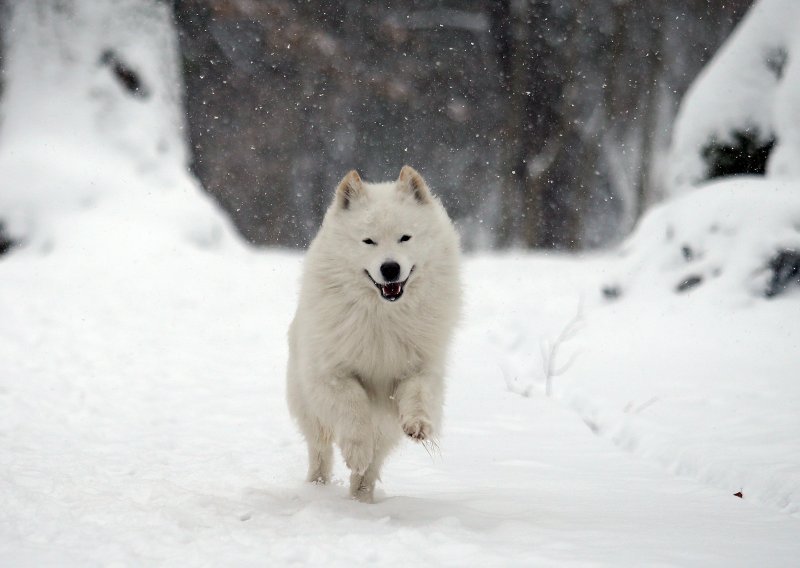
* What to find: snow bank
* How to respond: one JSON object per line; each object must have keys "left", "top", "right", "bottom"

{"left": 668, "top": 0, "right": 800, "bottom": 190}
{"left": 0, "top": 0, "right": 237, "bottom": 255}
{"left": 478, "top": 249, "right": 800, "bottom": 519}
{"left": 560, "top": 268, "right": 800, "bottom": 517}
{"left": 602, "top": 177, "right": 800, "bottom": 300}
{"left": 572, "top": 0, "right": 800, "bottom": 522}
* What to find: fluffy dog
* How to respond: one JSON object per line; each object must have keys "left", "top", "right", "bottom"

{"left": 286, "top": 166, "right": 461, "bottom": 502}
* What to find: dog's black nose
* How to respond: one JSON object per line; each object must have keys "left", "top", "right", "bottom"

{"left": 380, "top": 261, "right": 401, "bottom": 282}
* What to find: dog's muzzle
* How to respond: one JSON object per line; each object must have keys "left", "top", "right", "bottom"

{"left": 365, "top": 267, "right": 414, "bottom": 302}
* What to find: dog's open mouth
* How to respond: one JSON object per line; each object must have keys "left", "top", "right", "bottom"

{"left": 365, "top": 267, "right": 414, "bottom": 302}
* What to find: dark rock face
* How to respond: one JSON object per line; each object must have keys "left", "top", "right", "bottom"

{"left": 703, "top": 130, "right": 775, "bottom": 180}
{"left": 676, "top": 275, "right": 703, "bottom": 293}
{"left": 765, "top": 250, "right": 800, "bottom": 298}
{"left": 100, "top": 50, "right": 150, "bottom": 99}
{"left": 0, "top": 222, "right": 14, "bottom": 257}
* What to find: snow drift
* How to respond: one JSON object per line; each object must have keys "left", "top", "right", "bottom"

{"left": 602, "top": 177, "right": 800, "bottom": 300}
{"left": 0, "top": 0, "right": 236, "bottom": 255}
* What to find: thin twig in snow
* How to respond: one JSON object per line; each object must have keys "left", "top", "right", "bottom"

{"left": 541, "top": 300, "right": 585, "bottom": 397}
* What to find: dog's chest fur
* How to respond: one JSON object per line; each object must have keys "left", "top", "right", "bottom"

{"left": 336, "top": 306, "right": 424, "bottom": 388}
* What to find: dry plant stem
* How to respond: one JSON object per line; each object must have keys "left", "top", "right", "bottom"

{"left": 542, "top": 300, "right": 584, "bottom": 397}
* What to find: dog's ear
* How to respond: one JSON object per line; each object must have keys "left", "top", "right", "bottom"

{"left": 398, "top": 165, "right": 432, "bottom": 204}
{"left": 335, "top": 170, "right": 365, "bottom": 210}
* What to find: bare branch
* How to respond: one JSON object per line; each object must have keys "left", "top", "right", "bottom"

{"left": 542, "top": 300, "right": 584, "bottom": 396}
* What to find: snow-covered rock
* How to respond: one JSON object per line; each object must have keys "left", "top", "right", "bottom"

{"left": 668, "top": 0, "right": 800, "bottom": 191}
{"left": 602, "top": 177, "right": 800, "bottom": 300}
{"left": 0, "top": 0, "right": 237, "bottom": 255}
{"left": 619, "top": 0, "right": 800, "bottom": 301}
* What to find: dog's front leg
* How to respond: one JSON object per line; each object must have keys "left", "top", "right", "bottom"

{"left": 313, "top": 372, "right": 374, "bottom": 476}
{"left": 395, "top": 373, "right": 441, "bottom": 442}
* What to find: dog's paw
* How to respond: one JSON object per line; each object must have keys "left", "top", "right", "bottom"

{"left": 306, "top": 473, "right": 329, "bottom": 485}
{"left": 340, "top": 437, "right": 374, "bottom": 475}
{"left": 402, "top": 417, "right": 433, "bottom": 441}
{"left": 349, "top": 473, "right": 376, "bottom": 503}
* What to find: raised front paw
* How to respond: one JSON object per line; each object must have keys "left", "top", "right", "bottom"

{"left": 340, "top": 437, "right": 374, "bottom": 476}
{"left": 402, "top": 416, "right": 433, "bottom": 441}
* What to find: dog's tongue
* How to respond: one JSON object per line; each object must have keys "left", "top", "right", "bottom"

{"left": 382, "top": 283, "right": 402, "bottom": 297}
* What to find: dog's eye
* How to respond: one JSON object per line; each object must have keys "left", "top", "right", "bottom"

{"left": 399, "top": 235, "right": 412, "bottom": 243}
{"left": 362, "top": 238, "right": 377, "bottom": 245}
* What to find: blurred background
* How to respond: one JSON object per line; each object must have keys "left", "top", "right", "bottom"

{"left": 173, "top": 0, "right": 752, "bottom": 250}
{"left": 0, "top": 0, "right": 752, "bottom": 251}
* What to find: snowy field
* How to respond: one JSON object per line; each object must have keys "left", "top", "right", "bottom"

{"left": 1, "top": 226, "right": 799, "bottom": 566}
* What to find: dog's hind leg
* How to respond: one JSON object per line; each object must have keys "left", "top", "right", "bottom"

{"left": 287, "top": 364, "right": 334, "bottom": 484}
{"left": 349, "top": 429, "right": 397, "bottom": 503}
{"left": 349, "top": 454, "right": 384, "bottom": 503}
{"left": 349, "top": 471, "right": 373, "bottom": 503}
{"left": 312, "top": 373, "right": 374, "bottom": 477}
{"left": 305, "top": 424, "right": 333, "bottom": 484}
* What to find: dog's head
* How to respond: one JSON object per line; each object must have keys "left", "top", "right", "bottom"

{"left": 321, "top": 165, "right": 451, "bottom": 303}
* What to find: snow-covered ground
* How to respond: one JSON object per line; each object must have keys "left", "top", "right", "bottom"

{"left": 1, "top": 225, "right": 800, "bottom": 565}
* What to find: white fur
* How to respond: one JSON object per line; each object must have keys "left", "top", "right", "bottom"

{"left": 286, "top": 167, "right": 461, "bottom": 502}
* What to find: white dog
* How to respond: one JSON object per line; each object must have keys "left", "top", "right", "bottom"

{"left": 286, "top": 166, "right": 461, "bottom": 502}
